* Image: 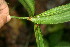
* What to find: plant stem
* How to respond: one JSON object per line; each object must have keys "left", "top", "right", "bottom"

{"left": 10, "top": 16, "right": 29, "bottom": 20}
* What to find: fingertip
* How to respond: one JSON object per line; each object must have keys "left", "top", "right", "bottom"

{"left": 7, "top": 15, "right": 11, "bottom": 22}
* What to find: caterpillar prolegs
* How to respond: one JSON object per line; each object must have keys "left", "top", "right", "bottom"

{"left": 0, "top": 0, "right": 11, "bottom": 28}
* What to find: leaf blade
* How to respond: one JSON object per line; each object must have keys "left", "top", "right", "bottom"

{"left": 36, "top": 3, "right": 70, "bottom": 17}
{"left": 18, "top": 0, "right": 35, "bottom": 16}
{"left": 31, "top": 11, "right": 70, "bottom": 24}
{"left": 34, "top": 25, "right": 45, "bottom": 47}
{"left": 49, "top": 31, "right": 63, "bottom": 47}
{"left": 54, "top": 41, "right": 70, "bottom": 47}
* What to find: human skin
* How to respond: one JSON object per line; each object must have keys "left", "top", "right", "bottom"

{"left": 0, "top": 0, "right": 11, "bottom": 28}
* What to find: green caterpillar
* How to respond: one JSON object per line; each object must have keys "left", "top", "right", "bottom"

{"left": 31, "top": 11, "right": 70, "bottom": 24}
{"left": 36, "top": 3, "right": 70, "bottom": 17}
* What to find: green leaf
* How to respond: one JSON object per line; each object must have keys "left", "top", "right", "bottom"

{"left": 18, "top": 0, "right": 35, "bottom": 16}
{"left": 49, "top": 31, "right": 63, "bottom": 47}
{"left": 44, "top": 39, "right": 49, "bottom": 47}
{"left": 47, "top": 24, "right": 64, "bottom": 33}
{"left": 54, "top": 41, "right": 70, "bottom": 47}
{"left": 36, "top": 3, "right": 70, "bottom": 17}
{"left": 30, "top": 11, "right": 70, "bottom": 24}
{"left": 34, "top": 25, "right": 44, "bottom": 47}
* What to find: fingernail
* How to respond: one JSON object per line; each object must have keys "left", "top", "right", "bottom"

{"left": 7, "top": 15, "right": 11, "bottom": 22}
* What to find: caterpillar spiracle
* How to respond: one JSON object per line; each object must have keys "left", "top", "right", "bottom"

{"left": 0, "top": 0, "right": 11, "bottom": 28}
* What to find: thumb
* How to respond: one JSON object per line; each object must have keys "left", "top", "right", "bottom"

{"left": 0, "top": 0, "right": 11, "bottom": 28}
{"left": 7, "top": 15, "right": 11, "bottom": 23}
{"left": 0, "top": 15, "right": 11, "bottom": 28}
{"left": 0, "top": 18, "right": 4, "bottom": 28}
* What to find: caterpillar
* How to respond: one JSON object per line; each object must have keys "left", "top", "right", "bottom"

{"left": 0, "top": 0, "right": 10, "bottom": 28}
